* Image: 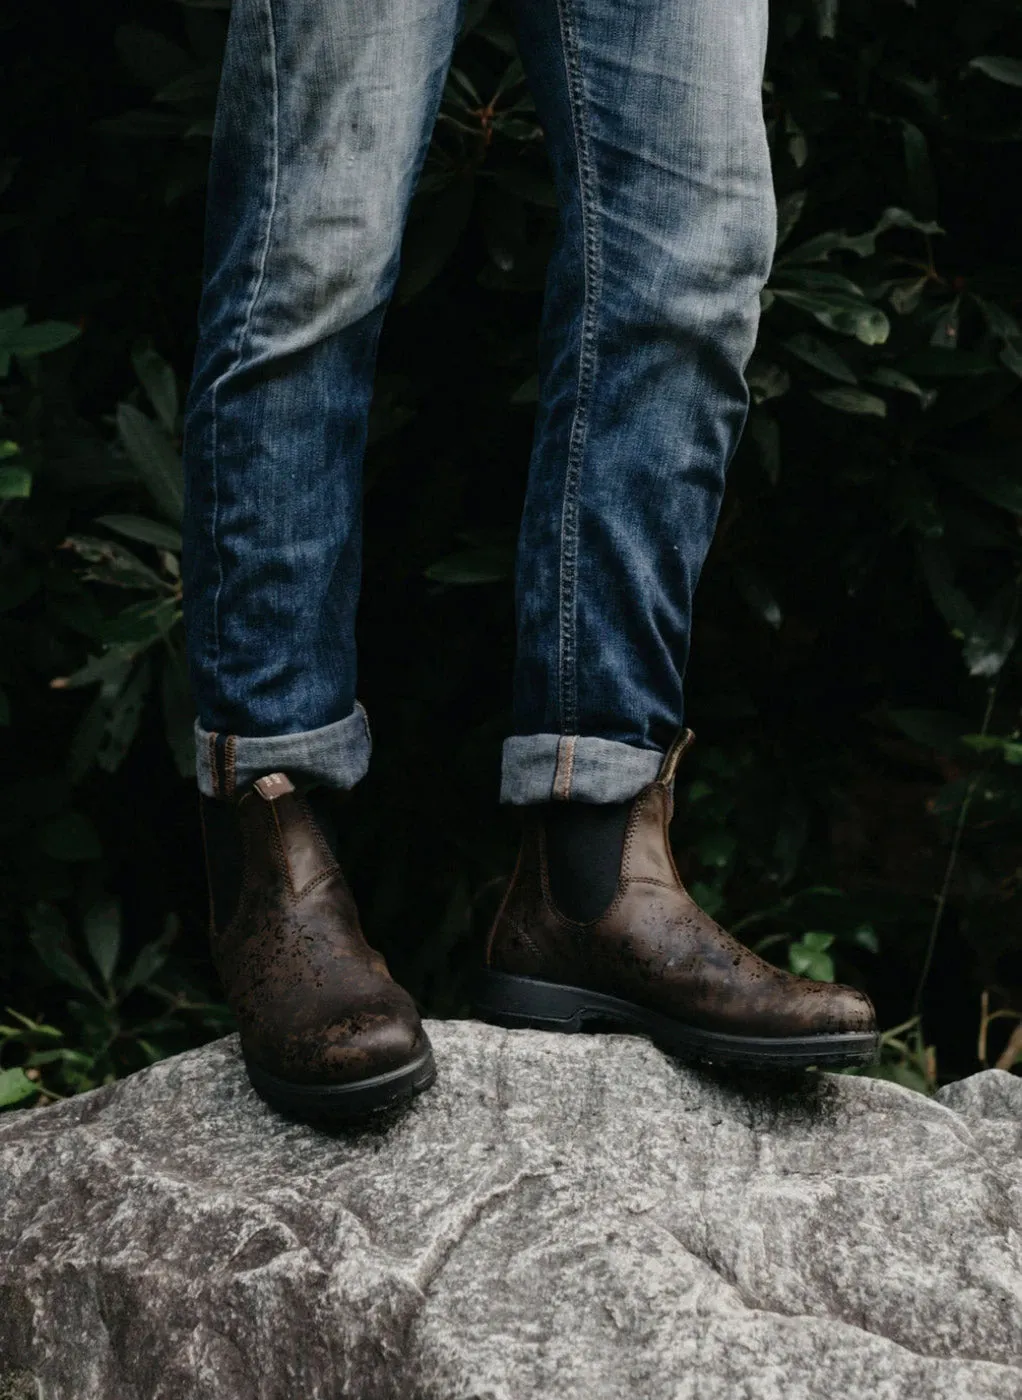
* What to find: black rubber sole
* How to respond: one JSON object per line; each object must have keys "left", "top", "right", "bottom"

{"left": 244, "top": 1040, "right": 437, "bottom": 1122}
{"left": 476, "top": 970, "right": 879, "bottom": 1070}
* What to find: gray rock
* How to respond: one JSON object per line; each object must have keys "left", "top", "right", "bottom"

{"left": 1, "top": 1021, "right": 1020, "bottom": 1400}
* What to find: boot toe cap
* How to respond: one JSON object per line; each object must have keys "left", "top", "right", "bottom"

{"left": 248, "top": 992, "right": 427, "bottom": 1087}
{"left": 803, "top": 981, "right": 877, "bottom": 1037}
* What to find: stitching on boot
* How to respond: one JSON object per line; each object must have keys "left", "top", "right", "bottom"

{"left": 292, "top": 866, "right": 340, "bottom": 904}
{"left": 485, "top": 836, "right": 527, "bottom": 965}
{"left": 296, "top": 793, "right": 341, "bottom": 876}
{"left": 269, "top": 804, "right": 295, "bottom": 900}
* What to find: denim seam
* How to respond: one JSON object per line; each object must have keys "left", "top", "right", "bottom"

{"left": 553, "top": 0, "right": 601, "bottom": 738}
{"left": 207, "top": 0, "right": 281, "bottom": 703}
{"left": 552, "top": 734, "right": 575, "bottom": 801}
{"left": 224, "top": 733, "right": 237, "bottom": 797}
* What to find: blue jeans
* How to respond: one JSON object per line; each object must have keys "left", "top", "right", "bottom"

{"left": 182, "top": 0, "right": 775, "bottom": 802}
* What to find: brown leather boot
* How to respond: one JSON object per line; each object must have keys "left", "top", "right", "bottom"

{"left": 479, "top": 730, "right": 878, "bottom": 1069}
{"left": 200, "top": 771, "right": 435, "bottom": 1119}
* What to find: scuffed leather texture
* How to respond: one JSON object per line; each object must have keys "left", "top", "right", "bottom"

{"left": 487, "top": 778, "right": 877, "bottom": 1040}
{"left": 200, "top": 784, "right": 427, "bottom": 1086}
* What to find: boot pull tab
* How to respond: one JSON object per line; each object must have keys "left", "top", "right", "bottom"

{"left": 254, "top": 772, "right": 295, "bottom": 801}
{"left": 657, "top": 728, "right": 695, "bottom": 786}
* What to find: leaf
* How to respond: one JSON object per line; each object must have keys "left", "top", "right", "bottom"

{"left": 130, "top": 343, "right": 178, "bottom": 432}
{"left": 68, "top": 689, "right": 110, "bottom": 783}
{"left": 121, "top": 939, "right": 170, "bottom": 996}
{"left": 61, "top": 534, "right": 173, "bottom": 592}
{"left": 916, "top": 540, "right": 976, "bottom": 636}
{"left": 97, "top": 659, "right": 153, "bottom": 773}
{"left": 889, "top": 277, "right": 928, "bottom": 315}
{"left": 27, "top": 904, "right": 101, "bottom": 999}
{"left": 888, "top": 709, "right": 968, "bottom": 752}
{"left": 961, "top": 734, "right": 1022, "bottom": 765}
{"left": 116, "top": 403, "right": 184, "bottom": 524}
{"left": 812, "top": 386, "right": 887, "bottom": 416}
{"left": 0, "top": 466, "right": 31, "bottom": 498}
{"left": 972, "top": 295, "right": 1020, "bottom": 343}
{"left": 776, "top": 190, "right": 808, "bottom": 248}
{"left": 747, "top": 361, "right": 790, "bottom": 404}
{"left": 783, "top": 333, "right": 857, "bottom": 383}
{"left": 84, "top": 899, "right": 121, "bottom": 985}
{"left": 779, "top": 208, "right": 941, "bottom": 268}
{"left": 425, "top": 545, "right": 514, "bottom": 584}
{"left": 929, "top": 297, "right": 960, "bottom": 350}
{"left": 963, "top": 584, "right": 1019, "bottom": 678}
{"left": 815, "top": 0, "right": 839, "bottom": 39}
{"left": 97, "top": 597, "right": 180, "bottom": 647}
{"left": 869, "top": 367, "right": 935, "bottom": 407}
{"left": 775, "top": 267, "right": 869, "bottom": 296}
{"left": 935, "top": 456, "right": 1022, "bottom": 514}
{"left": 788, "top": 932, "right": 835, "bottom": 982}
{"left": 510, "top": 374, "right": 539, "bottom": 404}
{"left": 967, "top": 56, "right": 1022, "bottom": 87}
{"left": 52, "top": 647, "right": 135, "bottom": 695}
{"left": 0, "top": 320, "right": 80, "bottom": 362}
{"left": 773, "top": 290, "right": 890, "bottom": 345}
{"left": 38, "top": 812, "right": 102, "bottom": 862}
{"left": 999, "top": 343, "right": 1022, "bottom": 378}
{"left": 0, "top": 1067, "right": 37, "bottom": 1109}
{"left": 96, "top": 514, "right": 183, "bottom": 552}
{"left": 785, "top": 114, "right": 807, "bottom": 168}
{"left": 853, "top": 924, "right": 880, "bottom": 955}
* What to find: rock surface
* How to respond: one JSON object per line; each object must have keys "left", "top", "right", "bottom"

{"left": 1, "top": 1021, "right": 1021, "bottom": 1400}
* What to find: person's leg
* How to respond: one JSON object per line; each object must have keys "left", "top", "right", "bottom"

{"left": 482, "top": 0, "right": 878, "bottom": 1066}
{"left": 182, "top": 0, "right": 463, "bottom": 1117}
{"left": 502, "top": 0, "right": 775, "bottom": 802}
{"left": 183, "top": 0, "right": 464, "bottom": 799}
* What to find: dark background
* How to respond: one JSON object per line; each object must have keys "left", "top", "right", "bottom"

{"left": 3, "top": 0, "right": 1022, "bottom": 1107}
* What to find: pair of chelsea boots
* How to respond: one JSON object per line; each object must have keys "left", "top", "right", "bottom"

{"left": 200, "top": 731, "right": 878, "bottom": 1121}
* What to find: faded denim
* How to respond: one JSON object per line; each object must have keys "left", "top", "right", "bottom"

{"left": 182, "top": 0, "right": 775, "bottom": 801}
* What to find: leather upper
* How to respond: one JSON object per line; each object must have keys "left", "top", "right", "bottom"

{"left": 200, "top": 775, "right": 427, "bottom": 1085}
{"left": 487, "top": 748, "right": 877, "bottom": 1041}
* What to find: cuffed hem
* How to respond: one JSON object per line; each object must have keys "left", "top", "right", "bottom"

{"left": 500, "top": 733, "right": 665, "bottom": 805}
{"left": 194, "top": 702, "right": 371, "bottom": 798}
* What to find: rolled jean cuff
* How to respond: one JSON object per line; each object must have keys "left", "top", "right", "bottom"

{"left": 500, "top": 734, "right": 665, "bottom": 805}
{"left": 194, "top": 703, "right": 371, "bottom": 798}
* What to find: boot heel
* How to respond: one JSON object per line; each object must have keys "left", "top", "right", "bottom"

{"left": 476, "top": 970, "right": 600, "bottom": 1032}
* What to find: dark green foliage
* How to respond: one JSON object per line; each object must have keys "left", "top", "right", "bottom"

{"left": 2, "top": 0, "right": 1022, "bottom": 1107}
